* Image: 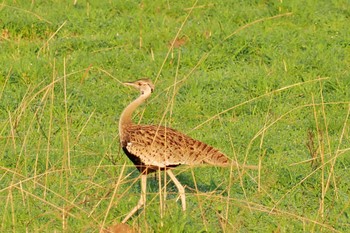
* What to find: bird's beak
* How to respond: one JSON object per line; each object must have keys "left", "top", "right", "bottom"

{"left": 123, "top": 82, "right": 135, "bottom": 88}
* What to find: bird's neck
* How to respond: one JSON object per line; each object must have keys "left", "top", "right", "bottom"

{"left": 119, "top": 91, "right": 151, "bottom": 136}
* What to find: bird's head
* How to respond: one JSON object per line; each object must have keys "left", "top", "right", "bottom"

{"left": 123, "top": 78, "right": 155, "bottom": 95}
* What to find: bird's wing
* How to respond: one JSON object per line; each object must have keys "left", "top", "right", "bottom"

{"left": 123, "top": 125, "right": 229, "bottom": 168}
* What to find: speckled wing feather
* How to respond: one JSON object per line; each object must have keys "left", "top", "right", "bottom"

{"left": 121, "top": 124, "right": 229, "bottom": 170}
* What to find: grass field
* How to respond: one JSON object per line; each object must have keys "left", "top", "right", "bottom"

{"left": 1, "top": 0, "right": 350, "bottom": 232}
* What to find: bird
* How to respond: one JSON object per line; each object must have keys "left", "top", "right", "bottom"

{"left": 119, "top": 78, "right": 256, "bottom": 223}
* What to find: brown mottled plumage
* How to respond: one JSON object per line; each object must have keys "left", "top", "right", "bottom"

{"left": 119, "top": 79, "right": 255, "bottom": 223}
{"left": 122, "top": 124, "right": 230, "bottom": 173}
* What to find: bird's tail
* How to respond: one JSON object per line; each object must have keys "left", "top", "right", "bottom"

{"left": 202, "top": 147, "right": 258, "bottom": 170}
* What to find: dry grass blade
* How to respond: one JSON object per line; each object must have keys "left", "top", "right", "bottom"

{"left": 63, "top": 57, "right": 72, "bottom": 175}
{"left": 37, "top": 21, "right": 66, "bottom": 56}
{"left": 223, "top": 12, "right": 293, "bottom": 41}
{"left": 154, "top": 0, "right": 199, "bottom": 84}
{"left": 0, "top": 166, "right": 92, "bottom": 220}
{"left": 325, "top": 103, "right": 350, "bottom": 194}
{"left": 189, "top": 77, "right": 329, "bottom": 133}
{"left": 0, "top": 3, "right": 52, "bottom": 24}
{"left": 0, "top": 67, "right": 11, "bottom": 100}
{"left": 99, "top": 163, "right": 127, "bottom": 233}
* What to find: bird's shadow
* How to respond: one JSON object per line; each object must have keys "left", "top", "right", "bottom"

{"left": 124, "top": 167, "right": 228, "bottom": 196}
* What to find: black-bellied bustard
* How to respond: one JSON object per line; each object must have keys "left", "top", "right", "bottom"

{"left": 119, "top": 79, "right": 256, "bottom": 223}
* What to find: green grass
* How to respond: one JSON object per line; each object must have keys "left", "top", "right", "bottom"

{"left": 1, "top": 0, "right": 350, "bottom": 232}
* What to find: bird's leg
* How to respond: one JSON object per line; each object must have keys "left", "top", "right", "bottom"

{"left": 122, "top": 174, "right": 147, "bottom": 223}
{"left": 166, "top": 170, "right": 186, "bottom": 211}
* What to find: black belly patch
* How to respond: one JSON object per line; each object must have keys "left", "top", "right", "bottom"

{"left": 122, "top": 147, "right": 180, "bottom": 174}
